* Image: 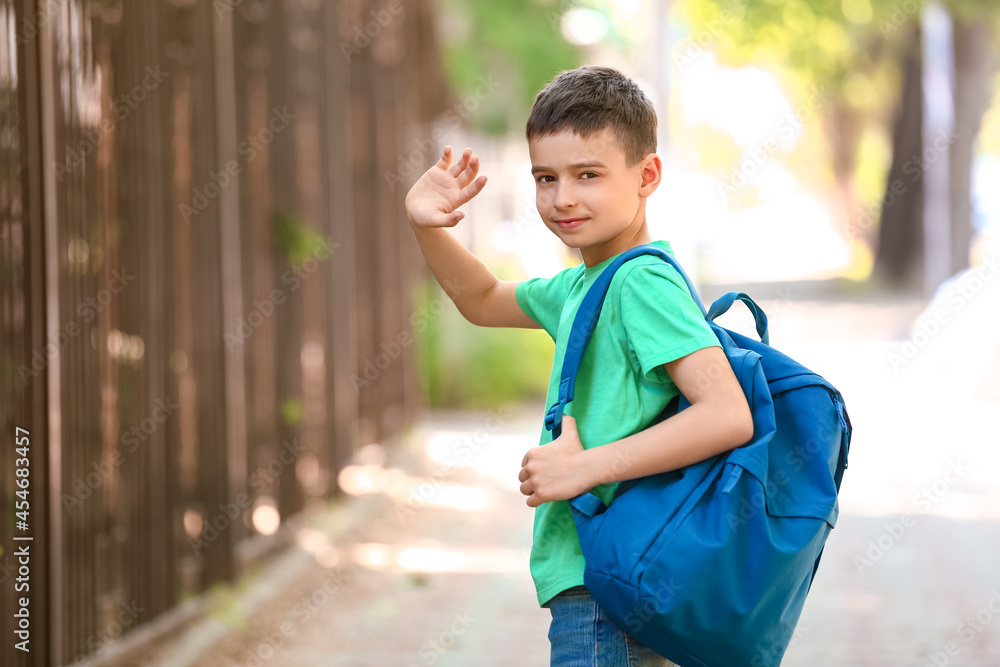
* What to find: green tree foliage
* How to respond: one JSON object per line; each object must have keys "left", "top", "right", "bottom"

{"left": 676, "top": 0, "right": 907, "bottom": 187}
{"left": 411, "top": 278, "right": 553, "bottom": 409}
{"left": 679, "top": 0, "right": 895, "bottom": 101}
{"left": 272, "top": 212, "right": 331, "bottom": 268}
{"left": 679, "top": 0, "right": 995, "bottom": 113}
{"left": 435, "top": 0, "right": 584, "bottom": 135}
{"left": 674, "top": 0, "right": 908, "bottom": 254}
{"left": 678, "top": 0, "right": 999, "bottom": 284}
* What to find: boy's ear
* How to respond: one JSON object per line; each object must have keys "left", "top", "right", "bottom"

{"left": 638, "top": 153, "right": 662, "bottom": 197}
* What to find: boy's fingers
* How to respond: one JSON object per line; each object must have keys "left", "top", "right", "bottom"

{"left": 457, "top": 155, "right": 478, "bottom": 182}
{"left": 421, "top": 210, "right": 460, "bottom": 227}
{"left": 460, "top": 175, "right": 487, "bottom": 201}
{"left": 437, "top": 145, "right": 453, "bottom": 170}
{"left": 445, "top": 148, "right": 462, "bottom": 176}
{"left": 451, "top": 149, "right": 469, "bottom": 177}
{"left": 561, "top": 415, "right": 577, "bottom": 433}
{"left": 434, "top": 211, "right": 462, "bottom": 227}
{"left": 449, "top": 147, "right": 473, "bottom": 178}
{"left": 455, "top": 158, "right": 481, "bottom": 192}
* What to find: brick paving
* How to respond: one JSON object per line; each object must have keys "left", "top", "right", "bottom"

{"left": 142, "top": 285, "right": 1000, "bottom": 667}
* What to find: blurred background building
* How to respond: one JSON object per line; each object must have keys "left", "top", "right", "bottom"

{"left": 1, "top": 0, "right": 998, "bottom": 665}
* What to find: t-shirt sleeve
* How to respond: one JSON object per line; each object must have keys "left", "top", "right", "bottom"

{"left": 516, "top": 272, "right": 573, "bottom": 340}
{"left": 618, "top": 261, "right": 721, "bottom": 383}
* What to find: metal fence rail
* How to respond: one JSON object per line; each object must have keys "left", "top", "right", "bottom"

{"left": 0, "top": 0, "right": 448, "bottom": 663}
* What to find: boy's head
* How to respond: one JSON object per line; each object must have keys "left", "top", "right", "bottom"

{"left": 525, "top": 66, "right": 662, "bottom": 265}
{"left": 525, "top": 65, "right": 657, "bottom": 168}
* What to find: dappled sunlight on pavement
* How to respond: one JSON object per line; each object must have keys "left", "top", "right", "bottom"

{"left": 350, "top": 543, "right": 527, "bottom": 574}
{"left": 152, "top": 407, "right": 551, "bottom": 667}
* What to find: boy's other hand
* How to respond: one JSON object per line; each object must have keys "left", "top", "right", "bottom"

{"left": 405, "top": 146, "right": 488, "bottom": 228}
{"left": 518, "top": 416, "right": 591, "bottom": 508}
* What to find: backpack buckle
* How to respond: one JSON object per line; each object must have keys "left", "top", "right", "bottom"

{"left": 544, "top": 401, "right": 565, "bottom": 433}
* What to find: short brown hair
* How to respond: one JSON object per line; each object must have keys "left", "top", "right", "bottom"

{"left": 525, "top": 65, "right": 657, "bottom": 167}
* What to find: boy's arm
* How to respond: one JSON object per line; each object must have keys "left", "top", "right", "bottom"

{"left": 518, "top": 346, "right": 754, "bottom": 508}
{"left": 405, "top": 146, "right": 539, "bottom": 329}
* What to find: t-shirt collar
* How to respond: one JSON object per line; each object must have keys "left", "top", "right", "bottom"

{"left": 582, "top": 239, "right": 672, "bottom": 280}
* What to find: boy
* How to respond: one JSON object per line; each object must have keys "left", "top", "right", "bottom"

{"left": 404, "top": 66, "right": 753, "bottom": 666}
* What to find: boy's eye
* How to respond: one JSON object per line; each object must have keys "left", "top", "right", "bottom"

{"left": 535, "top": 173, "right": 597, "bottom": 183}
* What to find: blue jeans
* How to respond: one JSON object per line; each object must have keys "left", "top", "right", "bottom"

{"left": 547, "top": 586, "right": 674, "bottom": 667}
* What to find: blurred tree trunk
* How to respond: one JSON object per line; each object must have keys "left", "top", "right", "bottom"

{"left": 950, "top": 16, "right": 998, "bottom": 273}
{"left": 876, "top": 15, "right": 997, "bottom": 288}
{"left": 875, "top": 25, "right": 924, "bottom": 287}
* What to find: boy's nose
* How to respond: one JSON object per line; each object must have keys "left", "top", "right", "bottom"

{"left": 553, "top": 183, "right": 577, "bottom": 209}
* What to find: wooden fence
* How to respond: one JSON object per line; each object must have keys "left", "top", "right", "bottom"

{"left": 0, "top": 0, "right": 449, "bottom": 663}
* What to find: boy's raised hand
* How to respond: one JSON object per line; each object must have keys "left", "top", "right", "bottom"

{"left": 405, "top": 146, "right": 488, "bottom": 228}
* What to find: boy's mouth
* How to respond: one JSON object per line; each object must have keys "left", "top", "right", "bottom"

{"left": 554, "top": 218, "right": 587, "bottom": 230}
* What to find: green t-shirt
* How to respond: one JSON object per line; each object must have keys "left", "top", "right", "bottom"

{"left": 515, "top": 239, "right": 721, "bottom": 607}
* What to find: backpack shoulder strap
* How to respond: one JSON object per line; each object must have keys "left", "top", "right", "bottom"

{"left": 545, "top": 244, "right": 706, "bottom": 438}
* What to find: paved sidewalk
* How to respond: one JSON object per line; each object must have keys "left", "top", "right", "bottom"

{"left": 143, "top": 406, "right": 553, "bottom": 667}
{"left": 138, "top": 285, "right": 1000, "bottom": 666}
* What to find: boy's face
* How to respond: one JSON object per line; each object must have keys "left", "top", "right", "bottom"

{"left": 529, "top": 127, "right": 659, "bottom": 265}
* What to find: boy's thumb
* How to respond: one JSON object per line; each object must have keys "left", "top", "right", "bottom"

{"left": 561, "top": 415, "right": 577, "bottom": 433}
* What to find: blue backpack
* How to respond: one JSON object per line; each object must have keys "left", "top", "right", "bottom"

{"left": 544, "top": 244, "right": 851, "bottom": 667}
